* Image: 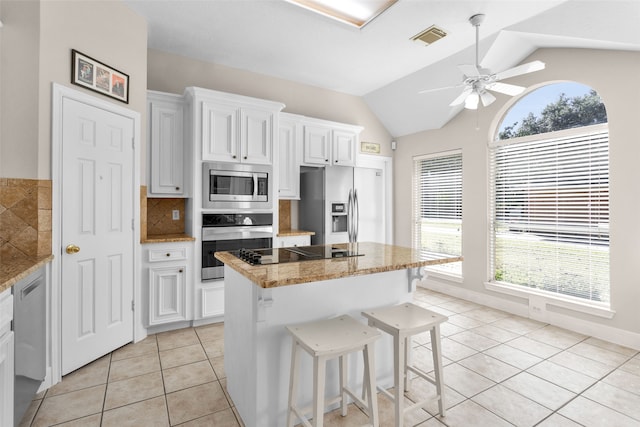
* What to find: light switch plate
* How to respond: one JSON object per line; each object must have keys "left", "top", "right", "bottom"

{"left": 172, "top": 210, "right": 180, "bottom": 220}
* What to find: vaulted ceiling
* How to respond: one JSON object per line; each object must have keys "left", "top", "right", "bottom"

{"left": 124, "top": 0, "right": 640, "bottom": 137}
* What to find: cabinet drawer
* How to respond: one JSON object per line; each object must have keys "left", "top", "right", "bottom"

{"left": 148, "top": 247, "right": 188, "bottom": 262}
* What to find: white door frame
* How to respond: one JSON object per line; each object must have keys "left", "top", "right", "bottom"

{"left": 50, "top": 83, "right": 144, "bottom": 386}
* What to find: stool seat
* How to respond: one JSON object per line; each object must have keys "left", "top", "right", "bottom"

{"left": 286, "top": 315, "right": 381, "bottom": 427}
{"left": 287, "top": 315, "right": 380, "bottom": 356}
{"left": 362, "top": 303, "right": 448, "bottom": 427}
{"left": 362, "top": 303, "right": 448, "bottom": 336}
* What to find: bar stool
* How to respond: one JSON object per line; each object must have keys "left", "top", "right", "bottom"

{"left": 362, "top": 303, "right": 448, "bottom": 427}
{"left": 286, "top": 315, "right": 381, "bottom": 427}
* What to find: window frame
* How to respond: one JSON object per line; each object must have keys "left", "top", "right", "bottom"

{"left": 412, "top": 149, "right": 463, "bottom": 279}
{"left": 487, "top": 123, "right": 613, "bottom": 317}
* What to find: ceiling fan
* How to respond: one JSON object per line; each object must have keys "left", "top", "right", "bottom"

{"left": 420, "top": 14, "right": 545, "bottom": 109}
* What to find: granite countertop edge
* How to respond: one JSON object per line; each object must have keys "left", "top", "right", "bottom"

{"left": 0, "top": 254, "right": 54, "bottom": 293}
{"left": 276, "top": 229, "right": 316, "bottom": 237}
{"left": 215, "top": 243, "right": 462, "bottom": 289}
{"left": 142, "top": 234, "right": 196, "bottom": 244}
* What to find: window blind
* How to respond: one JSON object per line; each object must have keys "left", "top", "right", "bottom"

{"left": 489, "top": 124, "right": 610, "bottom": 304}
{"left": 413, "top": 150, "right": 462, "bottom": 276}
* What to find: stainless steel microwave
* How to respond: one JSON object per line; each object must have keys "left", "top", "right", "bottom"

{"left": 202, "top": 162, "right": 272, "bottom": 210}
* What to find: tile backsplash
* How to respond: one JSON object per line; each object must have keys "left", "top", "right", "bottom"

{"left": 0, "top": 178, "right": 52, "bottom": 260}
{"left": 146, "top": 197, "right": 186, "bottom": 235}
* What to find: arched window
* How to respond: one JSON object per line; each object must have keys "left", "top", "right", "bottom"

{"left": 488, "top": 82, "right": 610, "bottom": 306}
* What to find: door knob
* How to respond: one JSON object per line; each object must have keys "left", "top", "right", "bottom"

{"left": 66, "top": 244, "right": 80, "bottom": 254}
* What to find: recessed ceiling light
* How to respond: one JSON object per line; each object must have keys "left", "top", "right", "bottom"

{"left": 285, "top": 0, "right": 398, "bottom": 28}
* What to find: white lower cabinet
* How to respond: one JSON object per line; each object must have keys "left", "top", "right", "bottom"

{"left": 0, "top": 288, "right": 13, "bottom": 427}
{"left": 145, "top": 242, "right": 193, "bottom": 326}
{"left": 275, "top": 235, "right": 311, "bottom": 247}
{"left": 199, "top": 281, "right": 225, "bottom": 319}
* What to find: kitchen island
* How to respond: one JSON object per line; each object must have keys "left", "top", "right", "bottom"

{"left": 215, "top": 242, "right": 461, "bottom": 427}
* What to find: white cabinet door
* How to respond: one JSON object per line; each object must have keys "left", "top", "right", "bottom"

{"left": 202, "top": 100, "right": 239, "bottom": 162}
{"left": 303, "top": 125, "right": 331, "bottom": 165}
{"left": 201, "top": 282, "right": 225, "bottom": 318}
{"left": 148, "top": 96, "right": 185, "bottom": 196}
{"left": 278, "top": 117, "right": 300, "bottom": 199}
{"left": 149, "top": 265, "right": 187, "bottom": 325}
{"left": 241, "top": 108, "right": 273, "bottom": 165}
{"left": 0, "top": 332, "right": 13, "bottom": 427}
{"left": 332, "top": 129, "right": 357, "bottom": 166}
{"left": 0, "top": 289, "right": 12, "bottom": 427}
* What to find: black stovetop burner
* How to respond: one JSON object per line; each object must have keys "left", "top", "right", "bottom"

{"left": 232, "top": 245, "right": 363, "bottom": 266}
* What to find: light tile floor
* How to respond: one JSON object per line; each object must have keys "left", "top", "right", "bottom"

{"left": 19, "top": 287, "right": 640, "bottom": 426}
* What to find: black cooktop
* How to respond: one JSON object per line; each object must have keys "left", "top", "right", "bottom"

{"left": 232, "top": 245, "right": 363, "bottom": 266}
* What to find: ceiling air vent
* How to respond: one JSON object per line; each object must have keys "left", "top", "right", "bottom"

{"left": 411, "top": 25, "right": 447, "bottom": 46}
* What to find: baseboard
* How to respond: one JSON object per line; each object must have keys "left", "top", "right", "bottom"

{"left": 420, "top": 278, "right": 640, "bottom": 351}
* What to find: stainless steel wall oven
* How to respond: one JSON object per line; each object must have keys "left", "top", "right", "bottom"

{"left": 201, "top": 213, "right": 273, "bottom": 280}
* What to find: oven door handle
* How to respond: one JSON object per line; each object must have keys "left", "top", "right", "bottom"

{"left": 203, "top": 226, "right": 274, "bottom": 241}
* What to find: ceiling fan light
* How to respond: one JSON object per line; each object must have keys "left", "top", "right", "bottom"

{"left": 465, "top": 92, "right": 479, "bottom": 109}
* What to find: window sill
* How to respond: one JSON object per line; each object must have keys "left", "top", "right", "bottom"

{"left": 484, "top": 281, "right": 615, "bottom": 319}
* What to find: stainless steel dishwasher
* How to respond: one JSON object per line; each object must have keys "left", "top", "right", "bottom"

{"left": 13, "top": 267, "right": 46, "bottom": 426}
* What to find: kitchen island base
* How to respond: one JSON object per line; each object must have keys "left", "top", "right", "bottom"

{"left": 224, "top": 266, "right": 413, "bottom": 427}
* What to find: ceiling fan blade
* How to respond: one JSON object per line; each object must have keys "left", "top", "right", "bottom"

{"left": 418, "top": 84, "right": 464, "bottom": 94}
{"left": 458, "top": 64, "right": 480, "bottom": 77}
{"left": 449, "top": 87, "right": 473, "bottom": 106}
{"left": 486, "top": 82, "right": 526, "bottom": 96}
{"left": 494, "top": 60, "right": 545, "bottom": 81}
{"left": 480, "top": 91, "right": 496, "bottom": 107}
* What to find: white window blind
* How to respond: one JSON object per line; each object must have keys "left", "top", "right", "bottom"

{"left": 489, "top": 124, "right": 609, "bottom": 304}
{"left": 413, "top": 151, "right": 462, "bottom": 276}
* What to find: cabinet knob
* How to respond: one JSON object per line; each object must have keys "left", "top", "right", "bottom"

{"left": 175, "top": 187, "right": 180, "bottom": 191}
{"left": 232, "top": 155, "right": 237, "bottom": 159}
{"left": 334, "top": 160, "right": 338, "bottom": 163}
{"left": 325, "top": 159, "right": 329, "bottom": 162}
{"left": 179, "top": 269, "right": 183, "bottom": 273}
{"left": 166, "top": 253, "right": 171, "bottom": 257}
{"left": 244, "top": 156, "right": 248, "bottom": 160}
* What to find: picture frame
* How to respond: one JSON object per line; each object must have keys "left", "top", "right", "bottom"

{"left": 71, "top": 49, "right": 129, "bottom": 104}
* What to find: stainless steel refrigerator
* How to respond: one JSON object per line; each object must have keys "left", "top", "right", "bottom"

{"left": 299, "top": 166, "right": 385, "bottom": 245}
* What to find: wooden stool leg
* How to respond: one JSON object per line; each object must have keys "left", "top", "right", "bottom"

{"left": 430, "top": 325, "right": 446, "bottom": 417}
{"left": 313, "top": 355, "right": 327, "bottom": 427}
{"left": 363, "top": 343, "right": 380, "bottom": 427}
{"left": 339, "top": 355, "right": 348, "bottom": 416}
{"left": 287, "top": 341, "right": 300, "bottom": 427}
{"left": 393, "top": 333, "right": 404, "bottom": 427}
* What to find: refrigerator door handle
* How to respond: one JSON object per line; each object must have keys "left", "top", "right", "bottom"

{"left": 347, "top": 189, "right": 353, "bottom": 242}
{"left": 354, "top": 189, "right": 359, "bottom": 242}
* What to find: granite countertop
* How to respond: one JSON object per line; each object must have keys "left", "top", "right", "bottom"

{"left": 215, "top": 242, "right": 462, "bottom": 288}
{"left": 0, "top": 254, "right": 54, "bottom": 293}
{"left": 276, "top": 229, "right": 315, "bottom": 237}
{"left": 142, "top": 233, "right": 196, "bottom": 244}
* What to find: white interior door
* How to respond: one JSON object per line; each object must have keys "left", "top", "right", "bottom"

{"left": 61, "top": 97, "right": 134, "bottom": 375}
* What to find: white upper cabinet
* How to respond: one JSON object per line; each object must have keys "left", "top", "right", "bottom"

{"left": 332, "top": 128, "right": 358, "bottom": 166}
{"left": 278, "top": 113, "right": 302, "bottom": 199}
{"left": 147, "top": 91, "right": 187, "bottom": 197}
{"left": 189, "top": 87, "right": 285, "bottom": 165}
{"left": 202, "top": 100, "right": 238, "bottom": 162}
{"left": 301, "top": 117, "right": 362, "bottom": 167}
{"left": 303, "top": 125, "right": 332, "bottom": 165}
{"left": 241, "top": 107, "right": 273, "bottom": 164}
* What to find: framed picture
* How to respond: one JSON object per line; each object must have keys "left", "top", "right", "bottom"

{"left": 71, "top": 49, "right": 129, "bottom": 104}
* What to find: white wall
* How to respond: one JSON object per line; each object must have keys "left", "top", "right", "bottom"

{"left": 394, "top": 48, "right": 640, "bottom": 343}
{"left": 0, "top": 0, "right": 147, "bottom": 179}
